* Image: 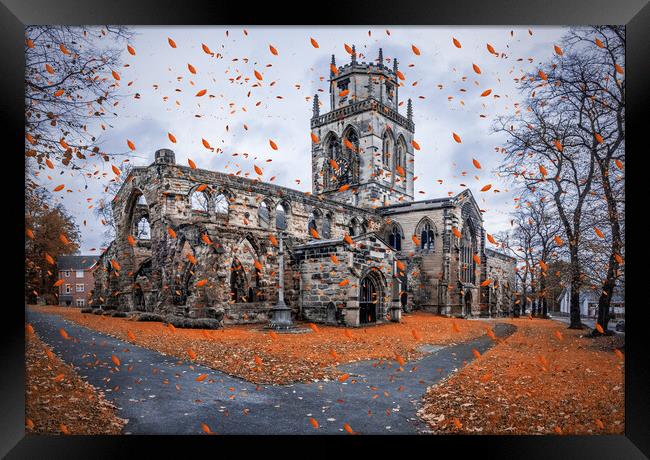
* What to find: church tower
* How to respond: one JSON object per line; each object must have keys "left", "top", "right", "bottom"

{"left": 310, "top": 47, "right": 415, "bottom": 209}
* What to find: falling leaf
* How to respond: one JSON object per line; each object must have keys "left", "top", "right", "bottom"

{"left": 127, "top": 330, "right": 137, "bottom": 342}
{"left": 187, "top": 348, "right": 197, "bottom": 360}
{"left": 554, "top": 140, "right": 563, "bottom": 152}
{"left": 309, "top": 417, "right": 319, "bottom": 428}
{"left": 338, "top": 373, "right": 350, "bottom": 382}
{"left": 269, "top": 139, "right": 278, "bottom": 150}
{"left": 196, "top": 373, "right": 208, "bottom": 382}
{"left": 268, "top": 235, "right": 278, "bottom": 247}
{"left": 339, "top": 279, "right": 350, "bottom": 287}
{"left": 269, "top": 44, "right": 278, "bottom": 55}
{"left": 472, "top": 159, "right": 482, "bottom": 169}
{"left": 452, "top": 37, "right": 462, "bottom": 48}
{"left": 127, "top": 235, "right": 136, "bottom": 247}
{"left": 480, "top": 279, "right": 492, "bottom": 287}
{"left": 538, "top": 70, "right": 548, "bottom": 81}
{"left": 614, "top": 64, "right": 624, "bottom": 74}
{"left": 254, "top": 164, "right": 263, "bottom": 175}
{"left": 453, "top": 418, "right": 463, "bottom": 429}
{"left": 110, "top": 259, "right": 121, "bottom": 271}
{"left": 396, "top": 70, "right": 405, "bottom": 81}
{"left": 308, "top": 323, "right": 320, "bottom": 333}
{"left": 452, "top": 227, "right": 461, "bottom": 238}
{"left": 411, "top": 329, "right": 421, "bottom": 340}
{"left": 127, "top": 44, "right": 136, "bottom": 55}
{"left": 473, "top": 254, "right": 481, "bottom": 265}
{"left": 111, "top": 355, "right": 121, "bottom": 366}
{"left": 595, "top": 323, "right": 605, "bottom": 334}
{"left": 168, "top": 228, "right": 177, "bottom": 239}
{"left": 310, "top": 37, "right": 319, "bottom": 48}
{"left": 168, "top": 37, "right": 177, "bottom": 48}
{"left": 195, "top": 89, "right": 207, "bottom": 97}
{"left": 310, "top": 227, "right": 320, "bottom": 239}
{"left": 188, "top": 159, "right": 197, "bottom": 169}
{"left": 343, "top": 423, "right": 355, "bottom": 434}
{"left": 480, "top": 89, "right": 492, "bottom": 97}
{"left": 311, "top": 132, "right": 319, "bottom": 143}
{"left": 539, "top": 164, "right": 548, "bottom": 176}
{"left": 54, "top": 89, "right": 64, "bottom": 97}
{"left": 472, "top": 63, "right": 481, "bottom": 74}
{"left": 201, "top": 423, "right": 212, "bottom": 434}
{"left": 127, "top": 139, "right": 136, "bottom": 151}
{"left": 595, "top": 38, "right": 604, "bottom": 48}
{"left": 471, "top": 348, "right": 481, "bottom": 359}
{"left": 480, "top": 184, "right": 492, "bottom": 192}
{"left": 254, "top": 70, "right": 263, "bottom": 81}
{"left": 412, "top": 140, "right": 421, "bottom": 150}
{"left": 594, "top": 227, "right": 604, "bottom": 238}
{"left": 195, "top": 279, "right": 208, "bottom": 288}
{"left": 452, "top": 132, "right": 462, "bottom": 143}
{"left": 111, "top": 70, "right": 120, "bottom": 81}
{"left": 53, "top": 279, "right": 64, "bottom": 287}
{"left": 554, "top": 45, "right": 563, "bottom": 55}
{"left": 554, "top": 330, "right": 563, "bottom": 341}
{"left": 343, "top": 234, "right": 353, "bottom": 245}
{"left": 594, "top": 133, "right": 604, "bottom": 144}
{"left": 339, "top": 89, "right": 350, "bottom": 98}
{"left": 554, "top": 235, "right": 564, "bottom": 246}
{"left": 330, "top": 254, "right": 339, "bottom": 264}
{"left": 486, "top": 43, "right": 496, "bottom": 54}
{"left": 53, "top": 184, "right": 65, "bottom": 192}
{"left": 411, "top": 44, "right": 421, "bottom": 55}
{"left": 111, "top": 165, "right": 121, "bottom": 176}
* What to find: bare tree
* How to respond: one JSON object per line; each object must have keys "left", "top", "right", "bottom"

{"left": 25, "top": 26, "right": 133, "bottom": 172}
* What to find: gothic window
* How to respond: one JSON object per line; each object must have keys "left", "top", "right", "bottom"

{"left": 275, "top": 202, "right": 288, "bottom": 230}
{"left": 460, "top": 223, "right": 476, "bottom": 284}
{"left": 307, "top": 210, "right": 320, "bottom": 238}
{"left": 136, "top": 217, "right": 151, "bottom": 240}
{"left": 386, "top": 82, "right": 395, "bottom": 101}
{"left": 382, "top": 131, "right": 394, "bottom": 170}
{"left": 340, "top": 127, "right": 360, "bottom": 186}
{"left": 348, "top": 218, "right": 358, "bottom": 237}
{"left": 137, "top": 195, "right": 147, "bottom": 205}
{"left": 321, "top": 213, "right": 332, "bottom": 239}
{"left": 325, "top": 134, "right": 341, "bottom": 190}
{"left": 416, "top": 219, "right": 435, "bottom": 251}
{"left": 388, "top": 224, "right": 402, "bottom": 251}
{"left": 258, "top": 201, "right": 270, "bottom": 228}
{"left": 395, "top": 136, "right": 407, "bottom": 178}
{"left": 214, "top": 192, "right": 229, "bottom": 216}
{"left": 190, "top": 190, "right": 209, "bottom": 213}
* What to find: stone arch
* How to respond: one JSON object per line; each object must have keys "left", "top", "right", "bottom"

{"left": 321, "top": 211, "right": 333, "bottom": 239}
{"left": 348, "top": 217, "right": 359, "bottom": 237}
{"left": 258, "top": 198, "right": 273, "bottom": 228}
{"left": 381, "top": 128, "right": 395, "bottom": 170}
{"left": 395, "top": 134, "right": 407, "bottom": 177}
{"left": 189, "top": 185, "right": 211, "bottom": 214}
{"left": 460, "top": 219, "right": 478, "bottom": 284}
{"left": 415, "top": 217, "right": 437, "bottom": 251}
{"left": 358, "top": 267, "right": 388, "bottom": 324}
{"left": 275, "top": 200, "right": 290, "bottom": 230}
{"left": 385, "top": 221, "right": 404, "bottom": 251}
{"left": 229, "top": 236, "right": 263, "bottom": 303}
{"left": 308, "top": 208, "right": 322, "bottom": 238}
{"left": 123, "top": 188, "right": 148, "bottom": 238}
{"left": 341, "top": 125, "right": 360, "bottom": 184}
{"left": 323, "top": 132, "right": 341, "bottom": 190}
{"left": 213, "top": 188, "right": 231, "bottom": 216}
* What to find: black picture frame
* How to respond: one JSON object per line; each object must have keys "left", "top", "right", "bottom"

{"left": 2, "top": 0, "right": 647, "bottom": 457}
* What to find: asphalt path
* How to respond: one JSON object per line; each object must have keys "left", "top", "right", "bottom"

{"left": 26, "top": 309, "right": 515, "bottom": 435}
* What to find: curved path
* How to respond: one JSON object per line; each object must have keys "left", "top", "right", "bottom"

{"left": 26, "top": 309, "right": 515, "bottom": 435}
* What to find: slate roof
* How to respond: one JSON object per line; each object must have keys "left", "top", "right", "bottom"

{"left": 57, "top": 255, "right": 99, "bottom": 271}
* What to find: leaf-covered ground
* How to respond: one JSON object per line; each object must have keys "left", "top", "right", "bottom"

{"left": 25, "top": 326, "right": 127, "bottom": 435}
{"left": 418, "top": 318, "right": 624, "bottom": 435}
{"left": 28, "top": 305, "right": 489, "bottom": 385}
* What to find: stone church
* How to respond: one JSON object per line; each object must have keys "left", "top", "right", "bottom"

{"left": 91, "top": 48, "right": 516, "bottom": 327}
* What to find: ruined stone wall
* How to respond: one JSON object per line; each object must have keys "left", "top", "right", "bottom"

{"left": 293, "top": 234, "right": 396, "bottom": 326}
{"left": 103, "top": 154, "right": 382, "bottom": 322}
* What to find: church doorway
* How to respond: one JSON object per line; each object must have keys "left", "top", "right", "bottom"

{"left": 359, "top": 275, "right": 378, "bottom": 324}
{"left": 464, "top": 290, "right": 473, "bottom": 316}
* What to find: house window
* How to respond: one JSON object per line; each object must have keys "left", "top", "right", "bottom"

{"left": 64, "top": 271, "right": 70, "bottom": 277}
{"left": 76, "top": 270, "right": 84, "bottom": 278}
{"left": 76, "top": 299, "right": 85, "bottom": 307}
{"left": 65, "top": 284, "right": 71, "bottom": 294}
{"left": 76, "top": 284, "right": 85, "bottom": 292}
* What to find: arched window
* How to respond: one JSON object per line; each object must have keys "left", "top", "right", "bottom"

{"left": 420, "top": 222, "right": 435, "bottom": 251}
{"left": 136, "top": 217, "right": 151, "bottom": 240}
{"left": 275, "top": 202, "right": 288, "bottom": 230}
{"left": 137, "top": 195, "right": 147, "bottom": 205}
{"left": 327, "top": 134, "right": 341, "bottom": 160}
{"left": 340, "top": 127, "right": 360, "bottom": 185}
{"left": 348, "top": 218, "right": 358, "bottom": 237}
{"left": 214, "top": 193, "right": 229, "bottom": 215}
{"left": 460, "top": 223, "right": 476, "bottom": 284}
{"left": 396, "top": 136, "right": 407, "bottom": 177}
{"left": 258, "top": 201, "right": 270, "bottom": 227}
{"left": 308, "top": 210, "right": 320, "bottom": 238}
{"left": 321, "top": 213, "right": 332, "bottom": 239}
{"left": 382, "top": 131, "right": 394, "bottom": 170}
{"left": 388, "top": 225, "right": 402, "bottom": 251}
{"left": 190, "top": 190, "right": 209, "bottom": 213}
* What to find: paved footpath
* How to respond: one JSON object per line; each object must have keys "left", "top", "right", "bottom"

{"left": 26, "top": 309, "right": 515, "bottom": 435}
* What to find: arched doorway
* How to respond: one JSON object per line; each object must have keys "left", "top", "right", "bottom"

{"left": 359, "top": 276, "right": 379, "bottom": 324}
{"left": 400, "top": 292, "right": 408, "bottom": 312}
{"left": 464, "top": 290, "right": 473, "bottom": 316}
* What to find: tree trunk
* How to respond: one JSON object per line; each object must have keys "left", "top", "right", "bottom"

{"left": 568, "top": 247, "right": 583, "bottom": 329}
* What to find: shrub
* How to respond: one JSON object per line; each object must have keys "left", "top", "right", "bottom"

{"left": 80, "top": 307, "right": 93, "bottom": 314}
{"left": 137, "top": 313, "right": 165, "bottom": 323}
{"left": 165, "top": 316, "right": 222, "bottom": 330}
{"left": 92, "top": 308, "right": 103, "bottom": 315}
{"left": 111, "top": 311, "right": 128, "bottom": 318}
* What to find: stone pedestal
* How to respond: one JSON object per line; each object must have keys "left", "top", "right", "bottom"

{"left": 269, "top": 303, "right": 293, "bottom": 330}
{"left": 390, "top": 303, "right": 401, "bottom": 322}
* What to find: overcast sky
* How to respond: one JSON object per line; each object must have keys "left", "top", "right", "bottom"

{"left": 37, "top": 25, "right": 570, "bottom": 254}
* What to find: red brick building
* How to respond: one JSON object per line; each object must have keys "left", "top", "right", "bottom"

{"left": 57, "top": 255, "right": 98, "bottom": 307}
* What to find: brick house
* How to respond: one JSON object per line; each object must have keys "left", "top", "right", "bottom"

{"left": 57, "top": 255, "right": 99, "bottom": 307}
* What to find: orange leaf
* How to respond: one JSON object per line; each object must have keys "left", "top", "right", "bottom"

{"left": 614, "top": 159, "right": 623, "bottom": 170}
{"left": 554, "top": 140, "right": 563, "bottom": 152}
{"left": 111, "top": 355, "right": 121, "bottom": 366}
{"left": 412, "top": 234, "right": 420, "bottom": 246}
{"left": 330, "top": 254, "right": 339, "bottom": 264}
{"left": 268, "top": 235, "right": 278, "bottom": 247}
{"left": 538, "top": 70, "right": 548, "bottom": 81}
{"left": 411, "top": 140, "right": 420, "bottom": 150}
{"left": 188, "top": 159, "right": 197, "bottom": 169}
{"left": 127, "top": 235, "right": 136, "bottom": 247}
{"left": 127, "top": 139, "right": 136, "bottom": 151}
{"left": 554, "top": 235, "right": 564, "bottom": 246}
{"left": 310, "top": 37, "right": 319, "bottom": 48}
{"left": 472, "top": 63, "right": 481, "bottom": 74}
{"left": 471, "top": 348, "right": 481, "bottom": 359}
{"left": 486, "top": 43, "right": 496, "bottom": 54}
{"left": 195, "top": 279, "right": 208, "bottom": 288}
{"left": 339, "top": 89, "right": 350, "bottom": 98}
{"left": 187, "top": 63, "right": 197, "bottom": 74}
{"left": 487, "top": 234, "right": 497, "bottom": 245}
{"left": 201, "top": 423, "right": 212, "bottom": 434}
{"left": 168, "top": 37, "right": 177, "bottom": 48}
{"left": 54, "top": 89, "right": 64, "bottom": 97}
{"left": 473, "top": 254, "right": 481, "bottom": 265}
{"left": 254, "top": 164, "right": 263, "bottom": 175}
{"left": 196, "top": 184, "right": 208, "bottom": 193}
{"left": 269, "top": 139, "right": 278, "bottom": 150}
{"left": 343, "top": 233, "right": 353, "bottom": 245}
{"left": 168, "top": 228, "right": 177, "bottom": 239}
{"left": 330, "top": 63, "right": 338, "bottom": 75}
{"left": 452, "top": 227, "right": 461, "bottom": 238}
{"left": 111, "top": 164, "right": 121, "bottom": 175}
{"left": 595, "top": 38, "right": 604, "bottom": 48}
{"left": 614, "top": 64, "right": 624, "bottom": 74}
{"left": 481, "top": 279, "right": 492, "bottom": 287}
{"left": 53, "top": 184, "right": 65, "bottom": 192}
{"left": 480, "top": 184, "right": 492, "bottom": 192}
{"left": 452, "top": 132, "right": 462, "bottom": 143}
{"left": 594, "top": 227, "right": 604, "bottom": 238}
{"left": 539, "top": 164, "right": 548, "bottom": 176}
{"left": 45, "top": 159, "right": 54, "bottom": 169}
{"left": 127, "top": 330, "right": 137, "bottom": 341}
{"left": 480, "top": 89, "right": 492, "bottom": 97}
{"left": 554, "top": 45, "right": 563, "bottom": 56}
{"left": 396, "top": 70, "right": 405, "bottom": 81}
{"left": 254, "top": 260, "right": 263, "bottom": 271}
{"left": 45, "top": 64, "right": 55, "bottom": 74}
{"left": 201, "top": 43, "right": 212, "bottom": 55}
{"left": 254, "top": 70, "right": 263, "bottom": 81}
{"left": 594, "top": 133, "right": 604, "bottom": 144}
{"left": 196, "top": 373, "right": 208, "bottom": 382}
{"left": 452, "top": 37, "right": 462, "bottom": 48}
{"left": 311, "top": 132, "right": 319, "bottom": 143}
{"left": 202, "top": 138, "right": 212, "bottom": 150}
{"left": 45, "top": 253, "right": 55, "bottom": 264}
{"left": 269, "top": 44, "right": 278, "bottom": 55}
{"left": 339, "top": 279, "right": 350, "bottom": 287}
{"left": 338, "top": 373, "right": 350, "bottom": 382}
{"left": 338, "top": 183, "right": 350, "bottom": 192}
{"left": 201, "top": 233, "right": 212, "bottom": 245}
{"left": 187, "top": 348, "right": 197, "bottom": 360}
{"left": 310, "top": 227, "right": 320, "bottom": 239}
{"left": 411, "top": 44, "right": 421, "bottom": 55}
{"left": 308, "top": 323, "right": 320, "bottom": 333}
{"left": 59, "top": 328, "right": 70, "bottom": 339}
{"left": 127, "top": 44, "right": 136, "bottom": 55}
{"left": 309, "top": 417, "right": 319, "bottom": 428}
{"left": 343, "top": 423, "right": 354, "bottom": 434}
{"left": 54, "top": 279, "right": 64, "bottom": 287}
{"left": 472, "top": 158, "right": 482, "bottom": 169}
{"left": 195, "top": 89, "right": 207, "bottom": 97}
{"left": 112, "top": 70, "right": 120, "bottom": 81}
